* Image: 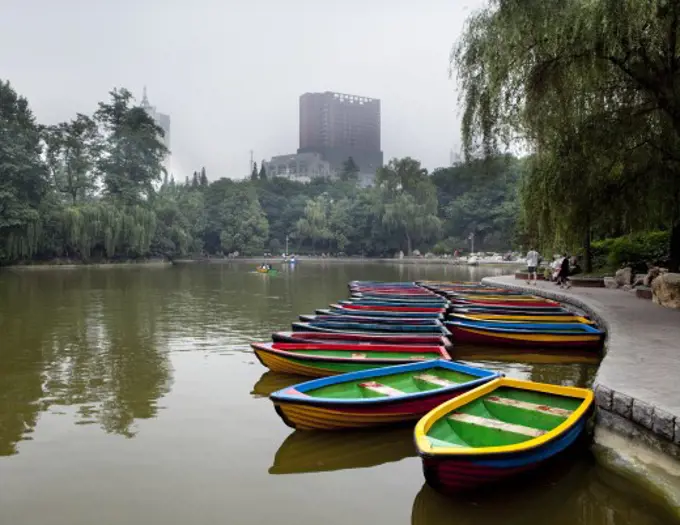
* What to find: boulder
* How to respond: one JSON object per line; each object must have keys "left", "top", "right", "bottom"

{"left": 604, "top": 277, "right": 619, "bottom": 289}
{"left": 651, "top": 273, "right": 680, "bottom": 309}
{"left": 614, "top": 267, "right": 633, "bottom": 287}
{"left": 643, "top": 267, "right": 662, "bottom": 287}
{"left": 633, "top": 273, "right": 646, "bottom": 287}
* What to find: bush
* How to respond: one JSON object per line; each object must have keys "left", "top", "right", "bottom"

{"left": 432, "top": 237, "right": 467, "bottom": 255}
{"left": 591, "top": 231, "right": 670, "bottom": 272}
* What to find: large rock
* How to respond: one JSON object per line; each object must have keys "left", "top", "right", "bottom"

{"left": 644, "top": 267, "right": 662, "bottom": 287}
{"left": 615, "top": 267, "right": 633, "bottom": 287}
{"left": 633, "top": 273, "right": 646, "bottom": 287}
{"left": 604, "top": 277, "right": 619, "bottom": 289}
{"left": 651, "top": 273, "right": 680, "bottom": 309}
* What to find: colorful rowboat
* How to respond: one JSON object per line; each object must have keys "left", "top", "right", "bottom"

{"left": 351, "top": 294, "right": 447, "bottom": 304}
{"left": 340, "top": 303, "right": 446, "bottom": 313}
{"left": 451, "top": 304, "right": 566, "bottom": 313}
{"left": 292, "top": 320, "right": 451, "bottom": 335}
{"left": 341, "top": 301, "right": 449, "bottom": 309}
{"left": 269, "top": 360, "right": 500, "bottom": 430}
{"left": 300, "top": 314, "right": 442, "bottom": 325}
{"left": 414, "top": 377, "right": 594, "bottom": 492}
{"left": 450, "top": 298, "right": 560, "bottom": 308}
{"left": 445, "top": 320, "right": 605, "bottom": 349}
{"left": 326, "top": 306, "right": 444, "bottom": 319}
{"left": 251, "top": 342, "right": 451, "bottom": 377}
{"left": 449, "top": 313, "right": 594, "bottom": 324}
{"left": 271, "top": 331, "right": 453, "bottom": 347}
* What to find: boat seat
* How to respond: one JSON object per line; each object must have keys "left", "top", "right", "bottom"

{"left": 358, "top": 381, "right": 404, "bottom": 397}
{"left": 351, "top": 353, "right": 367, "bottom": 359}
{"left": 486, "top": 396, "right": 573, "bottom": 418}
{"left": 448, "top": 412, "right": 546, "bottom": 437}
{"left": 413, "top": 374, "right": 454, "bottom": 388}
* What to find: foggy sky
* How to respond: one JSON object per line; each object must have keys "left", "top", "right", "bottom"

{"left": 1, "top": 0, "right": 484, "bottom": 180}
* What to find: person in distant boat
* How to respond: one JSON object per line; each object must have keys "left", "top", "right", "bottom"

{"left": 526, "top": 248, "right": 540, "bottom": 285}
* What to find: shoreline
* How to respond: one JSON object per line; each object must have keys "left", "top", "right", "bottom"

{"left": 482, "top": 275, "right": 680, "bottom": 516}
{"left": 2, "top": 257, "right": 525, "bottom": 269}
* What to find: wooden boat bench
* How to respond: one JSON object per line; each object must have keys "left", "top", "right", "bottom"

{"left": 413, "top": 374, "right": 454, "bottom": 388}
{"left": 485, "top": 396, "right": 573, "bottom": 418}
{"left": 448, "top": 412, "right": 546, "bottom": 437}
{"left": 358, "top": 381, "right": 404, "bottom": 397}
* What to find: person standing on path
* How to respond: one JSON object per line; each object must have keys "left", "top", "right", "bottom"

{"left": 526, "top": 248, "right": 540, "bottom": 285}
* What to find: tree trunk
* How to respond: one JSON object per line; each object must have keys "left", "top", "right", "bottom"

{"left": 670, "top": 219, "right": 680, "bottom": 272}
{"left": 583, "top": 228, "right": 592, "bottom": 273}
{"left": 406, "top": 233, "right": 412, "bottom": 256}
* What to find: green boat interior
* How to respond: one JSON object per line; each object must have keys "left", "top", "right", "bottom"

{"left": 283, "top": 348, "right": 442, "bottom": 360}
{"left": 305, "top": 367, "right": 479, "bottom": 399}
{"left": 425, "top": 387, "right": 583, "bottom": 449}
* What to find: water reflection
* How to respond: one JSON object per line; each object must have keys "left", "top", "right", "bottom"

{"left": 411, "top": 457, "right": 676, "bottom": 525}
{"left": 251, "top": 371, "right": 305, "bottom": 398}
{"left": 270, "top": 427, "right": 416, "bottom": 475}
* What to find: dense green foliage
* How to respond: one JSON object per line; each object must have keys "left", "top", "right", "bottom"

{"left": 454, "top": 0, "right": 680, "bottom": 271}
{"left": 591, "top": 231, "right": 670, "bottom": 273}
{"left": 0, "top": 80, "right": 523, "bottom": 263}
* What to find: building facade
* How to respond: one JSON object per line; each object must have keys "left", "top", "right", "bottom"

{"left": 263, "top": 152, "right": 332, "bottom": 183}
{"left": 140, "top": 87, "right": 171, "bottom": 155}
{"left": 298, "top": 91, "right": 383, "bottom": 184}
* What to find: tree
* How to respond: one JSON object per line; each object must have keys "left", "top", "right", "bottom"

{"left": 340, "top": 157, "right": 360, "bottom": 182}
{"left": 376, "top": 158, "right": 441, "bottom": 254}
{"left": 0, "top": 80, "right": 49, "bottom": 261}
{"left": 259, "top": 161, "right": 267, "bottom": 181}
{"left": 251, "top": 162, "right": 258, "bottom": 181}
{"left": 191, "top": 171, "right": 199, "bottom": 188}
{"left": 454, "top": 0, "right": 680, "bottom": 270}
{"left": 295, "top": 195, "right": 333, "bottom": 253}
{"left": 95, "top": 88, "right": 167, "bottom": 206}
{"left": 43, "top": 114, "right": 102, "bottom": 205}
{"left": 199, "top": 167, "right": 208, "bottom": 186}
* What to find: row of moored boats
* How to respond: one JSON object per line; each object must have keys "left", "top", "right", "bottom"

{"left": 250, "top": 280, "right": 602, "bottom": 494}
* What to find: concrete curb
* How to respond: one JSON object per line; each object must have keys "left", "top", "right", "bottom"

{"left": 481, "top": 276, "right": 679, "bottom": 455}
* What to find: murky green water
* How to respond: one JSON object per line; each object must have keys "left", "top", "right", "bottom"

{"left": 0, "top": 262, "right": 676, "bottom": 524}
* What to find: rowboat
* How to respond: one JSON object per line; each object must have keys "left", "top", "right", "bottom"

{"left": 269, "top": 359, "right": 500, "bottom": 430}
{"left": 451, "top": 304, "right": 567, "bottom": 313}
{"left": 449, "top": 313, "right": 594, "bottom": 324}
{"left": 251, "top": 342, "right": 451, "bottom": 377}
{"left": 270, "top": 427, "right": 416, "bottom": 475}
{"left": 339, "top": 303, "right": 445, "bottom": 313}
{"left": 292, "top": 320, "right": 451, "bottom": 335}
{"left": 414, "top": 377, "right": 594, "bottom": 492}
{"left": 351, "top": 294, "right": 448, "bottom": 304}
{"left": 326, "top": 306, "right": 444, "bottom": 319}
{"left": 340, "top": 299, "right": 449, "bottom": 308}
{"left": 299, "top": 314, "right": 442, "bottom": 325}
{"left": 450, "top": 298, "right": 560, "bottom": 308}
{"left": 445, "top": 320, "right": 605, "bottom": 349}
{"left": 272, "top": 331, "right": 453, "bottom": 347}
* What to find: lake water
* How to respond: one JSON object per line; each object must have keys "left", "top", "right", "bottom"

{"left": 0, "top": 262, "right": 676, "bottom": 525}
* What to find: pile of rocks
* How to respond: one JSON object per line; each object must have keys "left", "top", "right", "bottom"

{"left": 604, "top": 267, "right": 680, "bottom": 309}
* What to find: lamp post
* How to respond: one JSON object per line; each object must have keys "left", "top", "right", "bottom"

{"left": 285, "top": 234, "right": 289, "bottom": 257}
{"left": 468, "top": 232, "right": 475, "bottom": 254}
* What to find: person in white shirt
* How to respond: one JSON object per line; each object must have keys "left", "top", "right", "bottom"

{"left": 526, "top": 249, "right": 540, "bottom": 285}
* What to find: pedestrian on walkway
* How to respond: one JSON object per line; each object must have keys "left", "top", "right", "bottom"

{"left": 526, "top": 248, "right": 540, "bottom": 285}
{"left": 557, "top": 254, "right": 572, "bottom": 289}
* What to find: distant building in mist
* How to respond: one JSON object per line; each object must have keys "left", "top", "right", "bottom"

{"left": 263, "top": 152, "right": 332, "bottom": 183}
{"left": 298, "top": 91, "right": 383, "bottom": 186}
{"left": 140, "top": 87, "right": 171, "bottom": 157}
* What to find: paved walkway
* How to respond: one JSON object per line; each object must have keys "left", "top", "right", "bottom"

{"left": 483, "top": 275, "right": 680, "bottom": 447}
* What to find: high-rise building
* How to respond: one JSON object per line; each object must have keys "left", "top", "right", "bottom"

{"left": 140, "top": 87, "right": 171, "bottom": 155}
{"left": 298, "top": 91, "right": 383, "bottom": 184}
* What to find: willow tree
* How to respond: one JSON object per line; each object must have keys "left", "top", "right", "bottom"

{"left": 454, "top": 0, "right": 680, "bottom": 270}
{"left": 376, "top": 158, "right": 441, "bottom": 255}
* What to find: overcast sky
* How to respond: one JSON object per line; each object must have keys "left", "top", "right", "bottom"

{"left": 1, "top": 0, "right": 484, "bottom": 180}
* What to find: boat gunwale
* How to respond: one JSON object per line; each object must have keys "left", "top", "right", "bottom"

{"left": 445, "top": 320, "right": 604, "bottom": 336}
